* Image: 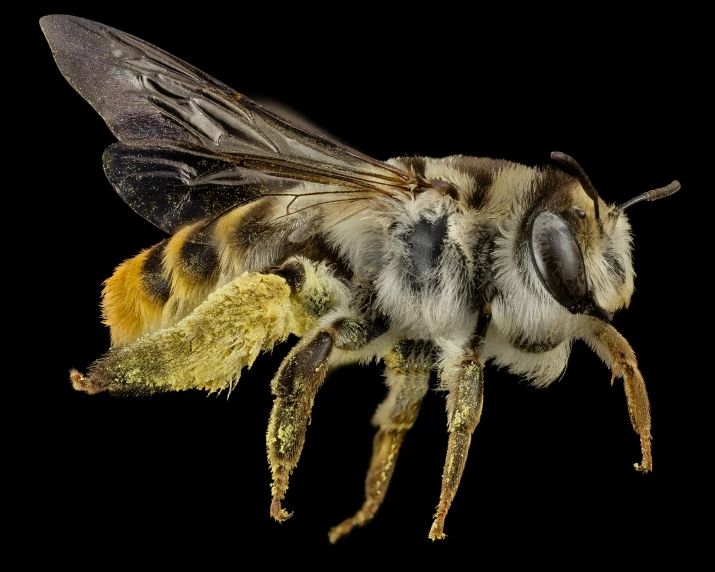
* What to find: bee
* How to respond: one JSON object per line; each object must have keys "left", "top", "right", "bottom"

{"left": 41, "top": 14, "right": 680, "bottom": 542}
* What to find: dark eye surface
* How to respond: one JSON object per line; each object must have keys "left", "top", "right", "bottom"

{"left": 529, "top": 211, "right": 588, "bottom": 311}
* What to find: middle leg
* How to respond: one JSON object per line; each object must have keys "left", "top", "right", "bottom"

{"left": 328, "top": 340, "right": 433, "bottom": 543}
{"left": 428, "top": 352, "right": 485, "bottom": 540}
{"left": 267, "top": 317, "right": 388, "bottom": 521}
{"left": 429, "top": 309, "right": 491, "bottom": 540}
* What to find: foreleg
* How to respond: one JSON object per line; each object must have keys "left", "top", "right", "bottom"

{"left": 582, "top": 319, "right": 652, "bottom": 472}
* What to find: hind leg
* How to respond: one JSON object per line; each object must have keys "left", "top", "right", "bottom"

{"left": 70, "top": 271, "right": 301, "bottom": 395}
{"left": 71, "top": 257, "right": 344, "bottom": 396}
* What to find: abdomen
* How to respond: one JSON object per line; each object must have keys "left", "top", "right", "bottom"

{"left": 102, "top": 197, "right": 347, "bottom": 346}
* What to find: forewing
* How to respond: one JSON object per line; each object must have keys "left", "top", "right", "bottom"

{"left": 41, "top": 15, "right": 418, "bottom": 234}
{"left": 102, "top": 139, "right": 380, "bottom": 235}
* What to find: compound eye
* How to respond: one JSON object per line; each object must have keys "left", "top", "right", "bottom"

{"left": 529, "top": 211, "right": 588, "bottom": 311}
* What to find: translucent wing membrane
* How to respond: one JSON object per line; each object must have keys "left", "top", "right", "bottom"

{"left": 103, "top": 140, "right": 382, "bottom": 234}
{"left": 41, "top": 15, "right": 419, "bottom": 234}
{"left": 103, "top": 141, "right": 267, "bottom": 233}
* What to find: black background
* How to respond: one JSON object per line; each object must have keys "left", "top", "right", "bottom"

{"left": 29, "top": 5, "right": 703, "bottom": 565}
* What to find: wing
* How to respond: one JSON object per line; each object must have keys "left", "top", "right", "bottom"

{"left": 40, "top": 15, "right": 424, "bottom": 235}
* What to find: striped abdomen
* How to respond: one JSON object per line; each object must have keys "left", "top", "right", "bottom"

{"left": 102, "top": 196, "right": 346, "bottom": 346}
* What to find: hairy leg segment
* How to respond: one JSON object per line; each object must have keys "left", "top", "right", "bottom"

{"left": 328, "top": 340, "right": 433, "bottom": 543}
{"left": 70, "top": 271, "right": 306, "bottom": 395}
{"left": 584, "top": 319, "right": 652, "bottom": 472}
{"left": 429, "top": 309, "right": 491, "bottom": 540}
{"left": 266, "top": 317, "right": 388, "bottom": 522}
{"left": 429, "top": 351, "right": 485, "bottom": 540}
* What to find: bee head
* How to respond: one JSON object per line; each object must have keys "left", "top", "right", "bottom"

{"left": 528, "top": 152, "right": 680, "bottom": 322}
